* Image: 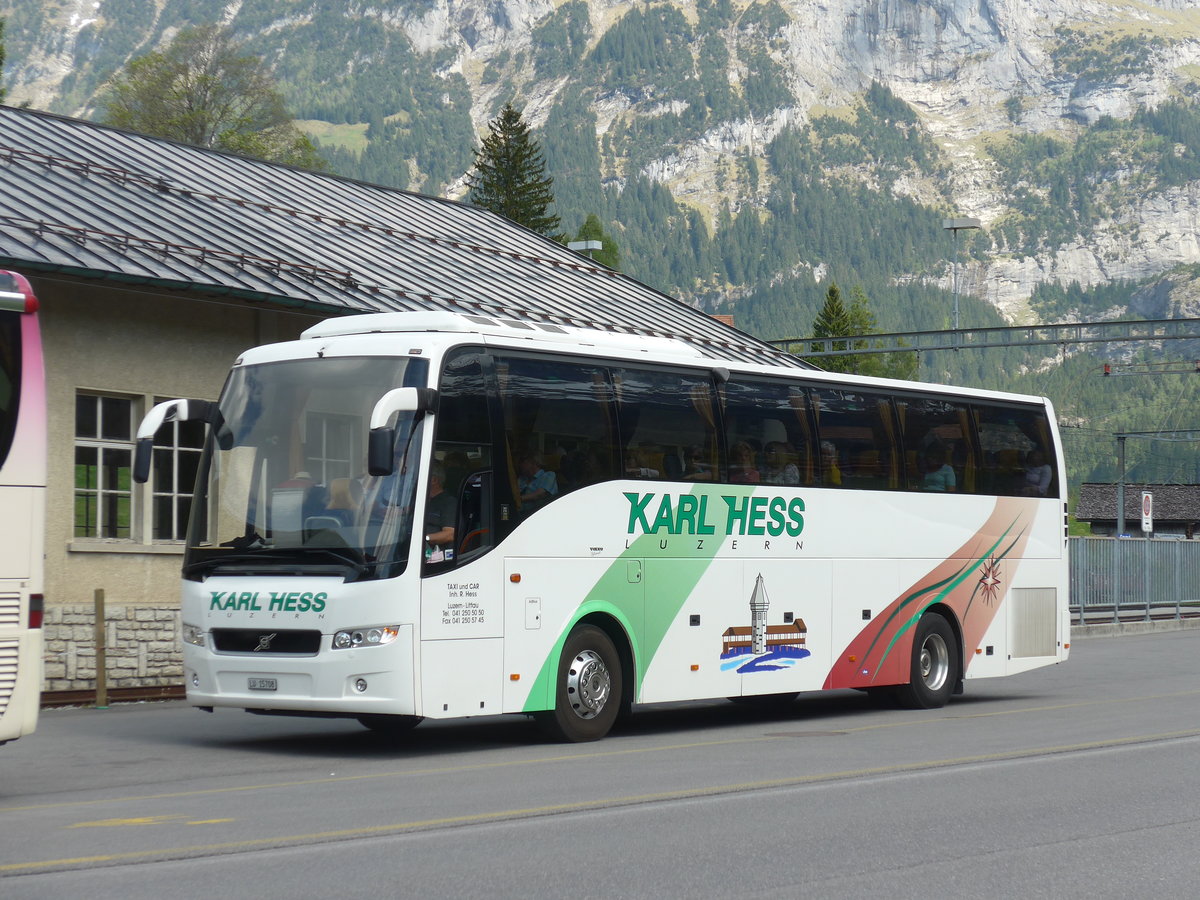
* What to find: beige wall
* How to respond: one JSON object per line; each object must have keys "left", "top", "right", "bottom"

{"left": 33, "top": 274, "right": 324, "bottom": 689}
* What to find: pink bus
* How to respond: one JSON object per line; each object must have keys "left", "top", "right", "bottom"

{"left": 0, "top": 270, "right": 45, "bottom": 744}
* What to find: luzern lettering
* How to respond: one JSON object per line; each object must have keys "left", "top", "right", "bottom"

{"left": 624, "top": 492, "right": 803, "bottom": 537}
{"left": 209, "top": 591, "right": 328, "bottom": 612}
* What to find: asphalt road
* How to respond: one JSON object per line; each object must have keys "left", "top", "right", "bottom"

{"left": 3, "top": 629, "right": 1200, "bottom": 899}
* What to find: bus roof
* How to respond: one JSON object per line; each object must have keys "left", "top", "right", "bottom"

{"left": 292, "top": 309, "right": 1055, "bottom": 411}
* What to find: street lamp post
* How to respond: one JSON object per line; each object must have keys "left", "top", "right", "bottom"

{"left": 943, "top": 217, "right": 981, "bottom": 334}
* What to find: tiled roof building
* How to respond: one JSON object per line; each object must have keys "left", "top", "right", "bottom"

{"left": 1076, "top": 483, "right": 1200, "bottom": 537}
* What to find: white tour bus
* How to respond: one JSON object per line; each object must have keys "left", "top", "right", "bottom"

{"left": 0, "top": 270, "right": 46, "bottom": 745}
{"left": 137, "top": 312, "right": 1069, "bottom": 741}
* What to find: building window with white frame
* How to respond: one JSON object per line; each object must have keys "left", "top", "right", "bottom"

{"left": 74, "top": 393, "right": 136, "bottom": 539}
{"left": 304, "top": 411, "right": 358, "bottom": 485}
{"left": 151, "top": 408, "right": 205, "bottom": 541}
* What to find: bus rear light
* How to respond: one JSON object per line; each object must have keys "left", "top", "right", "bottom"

{"left": 333, "top": 626, "right": 400, "bottom": 650}
{"left": 28, "top": 594, "right": 43, "bottom": 629}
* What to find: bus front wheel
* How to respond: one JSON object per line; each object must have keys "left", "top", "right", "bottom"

{"left": 894, "top": 612, "right": 957, "bottom": 709}
{"left": 538, "top": 624, "right": 623, "bottom": 742}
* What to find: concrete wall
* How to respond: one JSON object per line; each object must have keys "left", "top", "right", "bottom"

{"left": 34, "top": 274, "right": 324, "bottom": 690}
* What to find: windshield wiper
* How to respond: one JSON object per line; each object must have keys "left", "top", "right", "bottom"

{"left": 184, "top": 546, "right": 370, "bottom": 581}
{"left": 221, "top": 531, "right": 267, "bottom": 551}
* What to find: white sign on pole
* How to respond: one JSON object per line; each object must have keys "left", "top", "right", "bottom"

{"left": 1141, "top": 491, "right": 1153, "bottom": 534}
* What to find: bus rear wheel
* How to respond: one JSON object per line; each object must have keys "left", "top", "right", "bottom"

{"left": 894, "top": 612, "right": 957, "bottom": 710}
{"left": 356, "top": 714, "right": 424, "bottom": 735}
{"left": 538, "top": 624, "right": 623, "bottom": 743}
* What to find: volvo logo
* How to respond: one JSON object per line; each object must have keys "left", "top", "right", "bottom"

{"left": 253, "top": 633, "right": 277, "bottom": 652}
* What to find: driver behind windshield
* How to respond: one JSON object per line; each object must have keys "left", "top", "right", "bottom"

{"left": 424, "top": 462, "right": 456, "bottom": 558}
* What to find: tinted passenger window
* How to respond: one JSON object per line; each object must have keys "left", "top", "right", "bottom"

{"left": 813, "top": 387, "right": 900, "bottom": 490}
{"left": 496, "top": 355, "right": 618, "bottom": 517}
{"left": 897, "top": 395, "right": 973, "bottom": 493}
{"left": 976, "top": 404, "right": 1057, "bottom": 498}
{"left": 724, "top": 380, "right": 816, "bottom": 486}
{"left": 613, "top": 368, "right": 717, "bottom": 482}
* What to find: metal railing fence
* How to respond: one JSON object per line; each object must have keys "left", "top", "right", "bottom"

{"left": 1069, "top": 536, "right": 1200, "bottom": 623}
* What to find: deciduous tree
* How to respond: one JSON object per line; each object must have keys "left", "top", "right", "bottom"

{"left": 101, "top": 24, "right": 324, "bottom": 169}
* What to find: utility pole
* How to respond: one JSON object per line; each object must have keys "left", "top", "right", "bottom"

{"left": 943, "top": 217, "right": 981, "bottom": 336}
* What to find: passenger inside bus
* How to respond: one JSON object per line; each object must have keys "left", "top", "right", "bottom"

{"left": 819, "top": 441, "right": 842, "bottom": 486}
{"left": 517, "top": 452, "right": 558, "bottom": 509}
{"left": 762, "top": 441, "right": 800, "bottom": 485}
{"left": 681, "top": 445, "right": 713, "bottom": 481}
{"left": 921, "top": 445, "right": 956, "bottom": 492}
{"left": 624, "top": 449, "right": 659, "bottom": 479}
{"left": 729, "top": 441, "right": 760, "bottom": 483}
{"left": 1021, "top": 448, "right": 1052, "bottom": 496}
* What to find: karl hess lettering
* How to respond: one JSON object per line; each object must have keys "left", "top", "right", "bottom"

{"left": 624, "top": 492, "right": 804, "bottom": 538}
{"left": 209, "top": 591, "right": 328, "bottom": 612}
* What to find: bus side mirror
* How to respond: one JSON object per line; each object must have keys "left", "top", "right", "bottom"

{"left": 367, "top": 388, "right": 438, "bottom": 476}
{"left": 133, "top": 399, "right": 217, "bottom": 483}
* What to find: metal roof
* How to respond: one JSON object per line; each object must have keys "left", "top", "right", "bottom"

{"left": 0, "top": 105, "right": 806, "bottom": 368}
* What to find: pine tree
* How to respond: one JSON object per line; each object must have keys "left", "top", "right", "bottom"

{"left": 808, "top": 283, "right": 917, "bottom": 378}
{"left": 466, "top": 103, "right": 561, "bottom": 237}
{"left": 810, "top": 282, "right": 854, "bottom": 358}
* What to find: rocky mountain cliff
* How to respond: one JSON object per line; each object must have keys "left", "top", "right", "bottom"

{"left": 5, "top": 0, "right": 1200, "bottom": 329}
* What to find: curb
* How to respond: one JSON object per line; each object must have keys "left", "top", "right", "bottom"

{"left": 1072, "top": 617, "right": 1200, "bottom": 639}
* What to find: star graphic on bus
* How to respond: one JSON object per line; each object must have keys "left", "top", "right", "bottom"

{"left": 978, "top": 557, "right": 1003, "bottom": 605}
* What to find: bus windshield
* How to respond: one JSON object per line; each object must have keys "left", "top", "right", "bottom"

{"left": 184, "top": 355, "right": 429, "bottom": 582}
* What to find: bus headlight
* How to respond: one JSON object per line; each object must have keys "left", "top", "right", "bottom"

{"left": 332, "top": 626, "right": 400, "bottom": 650}
{"left": 182, "top": 623, "right": 205, "bottom": 647}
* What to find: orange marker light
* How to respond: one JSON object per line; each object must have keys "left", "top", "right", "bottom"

{"left": 510, "top": 573, "right": 521, "bottom": 583}
{"left": 690, "top": 664, "right": 699, "bottom": 671}
{"left": 509, "top": 673, "right": 520, "bottom": 681}
{"left": 976, "top": 648, "right": 983, "bottom": 654}
{"left": 848, "top": 655, "right": 857, "bottom": 663}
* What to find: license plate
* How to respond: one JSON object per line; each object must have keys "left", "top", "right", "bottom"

{"left": 247, "top": 677, "right": 278, "bottom": 691}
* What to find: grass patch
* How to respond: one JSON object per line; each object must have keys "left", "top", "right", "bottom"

{"left": 295, "top": 120, "right": 370, "bottom": 153}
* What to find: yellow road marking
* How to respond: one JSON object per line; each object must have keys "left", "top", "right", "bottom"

{"left": 70, "top": 815, "right": 189, "bottom": 829}
{"left": 3, "top": 727, "right": 1200, "bottom": 874}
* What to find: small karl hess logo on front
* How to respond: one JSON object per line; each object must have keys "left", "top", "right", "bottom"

{"left": 253, "top": 633, "right": 277, "bottom": 652}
